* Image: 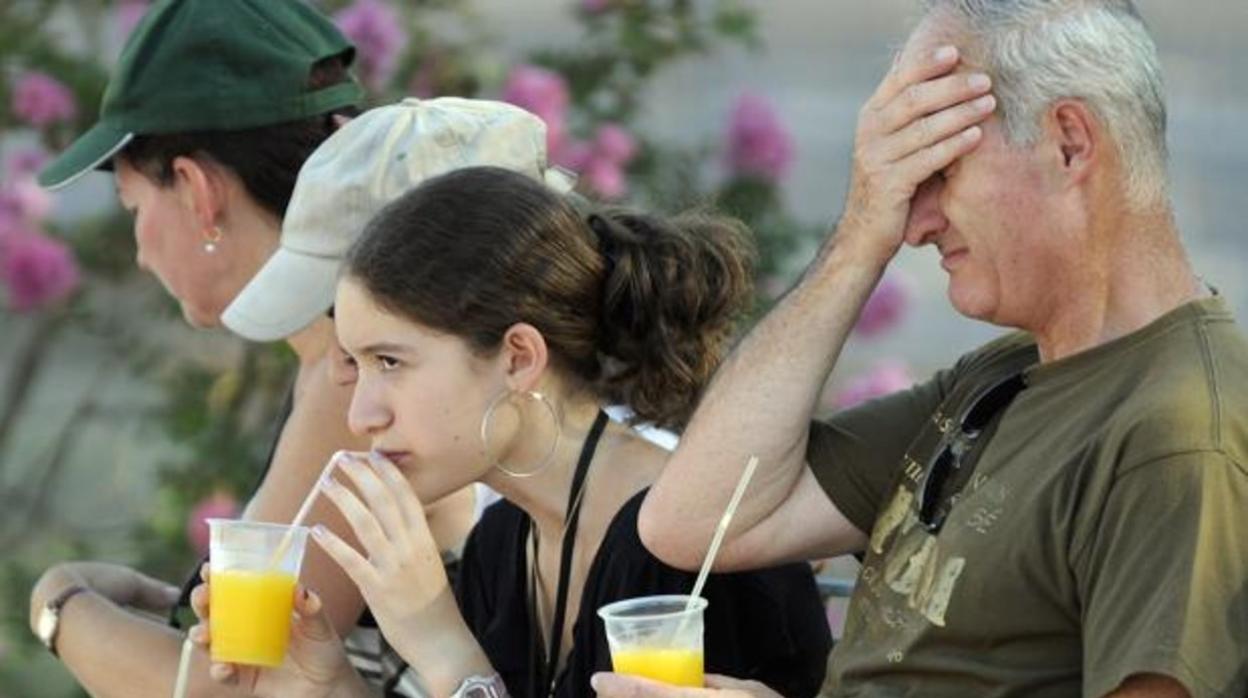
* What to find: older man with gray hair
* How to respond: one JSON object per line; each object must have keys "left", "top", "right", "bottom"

{"left": 594, "top": 1, "right": 1247, "bottom": 697}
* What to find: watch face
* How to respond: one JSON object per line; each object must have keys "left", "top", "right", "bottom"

{"left": 36, "top": 607, "right": 57, "bottom": 646}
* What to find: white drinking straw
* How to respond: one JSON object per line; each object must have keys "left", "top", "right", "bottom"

{"left": 171, "top": 635, "right": 194, "bottom": 698}
{"left": 683, "top": 454, "right": 760, "bottom": 614}
{"left": 267, "top": 455, "right": 342, "bottom": 568}
{"left": 172, "top": 455, "right": 341, "bottom": 696}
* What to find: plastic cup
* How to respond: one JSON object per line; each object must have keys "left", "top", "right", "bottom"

{"left": 597, "top": 595, "right": 708, "bottom": 687}
{"left": 207, "top": 519, "right": 309, "bottom": 667}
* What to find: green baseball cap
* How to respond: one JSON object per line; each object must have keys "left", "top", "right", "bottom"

{"left": 39, "top": 0, "right": 363, "bottom": 190}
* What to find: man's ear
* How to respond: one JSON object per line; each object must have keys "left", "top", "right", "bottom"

{"left": 499, "top": 323, "right": 550, "bottom": 393}
{"left": 1047, "top": 99, "right": 1101, "bottom": 187}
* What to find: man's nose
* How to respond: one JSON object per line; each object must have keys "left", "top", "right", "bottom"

{"left": 904, "top": 175, "right": 949, "bottom": 247}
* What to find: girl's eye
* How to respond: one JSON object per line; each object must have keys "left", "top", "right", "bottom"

{"left": 377, "top": 355, "right": 400, "bottom": 371}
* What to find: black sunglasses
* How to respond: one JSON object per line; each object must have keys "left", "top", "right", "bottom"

{"left": 917, "top": 372, "right": 1027, "bottom": 533}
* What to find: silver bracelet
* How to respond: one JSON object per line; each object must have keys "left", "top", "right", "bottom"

{"left": 450, "top": 673, "right": 509, "bottom": 698}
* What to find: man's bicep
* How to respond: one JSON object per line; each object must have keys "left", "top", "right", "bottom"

{"left": 715, "top": 467, "right": 868, "bottom": 571}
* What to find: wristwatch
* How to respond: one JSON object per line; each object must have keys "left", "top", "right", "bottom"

{"left": 35, "top": 584, "right": 89, "bottom": 656}
{"left": 451, "top": 673, "right": 509, "bottom": 698}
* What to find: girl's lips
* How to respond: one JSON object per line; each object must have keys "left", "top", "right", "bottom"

{"left": 940, "top": 249, "right": 968, "bottom": 272}
{"left": 374, "top": 450, "right": 412, "bottom": 466}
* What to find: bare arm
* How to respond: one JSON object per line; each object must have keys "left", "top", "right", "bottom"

{"left": 31, "top": 566, "right": 253, "bottom": 698}
{"left": 641, "top": 42, "right": 995, "bottom": 571}
{"left": 1105, "top": 674, "right": 1190, "bottom": 698}
{"left": 33, "top": 346, "right": 478, "bottom": 696}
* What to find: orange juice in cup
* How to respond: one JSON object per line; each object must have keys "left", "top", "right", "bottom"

{"left": 207, "top": 520, "right": 309, "bottom": 667}
{"left": 598, "top": 595, "right": 708, "bottom": 687}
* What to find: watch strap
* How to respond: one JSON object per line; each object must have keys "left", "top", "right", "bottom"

{"left": 40, "top": 584, "right": 89, "bottom": 656}
{"left": 451, "top": 673, "right": 509, "bottom": 698}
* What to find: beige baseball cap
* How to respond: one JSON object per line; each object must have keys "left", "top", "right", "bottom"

{"left": 222, "top": 96, "right": 575, "bottom": 342}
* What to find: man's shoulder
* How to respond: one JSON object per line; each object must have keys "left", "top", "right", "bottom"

{"left": 949, "top": 331, "right": 1038, "bottom": 382}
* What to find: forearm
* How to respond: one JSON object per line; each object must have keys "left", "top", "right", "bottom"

{"left": 390, "top": 599, "right": 496, "bottom": 698}
{"left": 642, "top": 228, "right": 888, "bottom": 568}
{"left": 52, "top": 590, "right": 248, "bottom": 698}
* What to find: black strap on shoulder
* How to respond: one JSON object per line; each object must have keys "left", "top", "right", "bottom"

{"left": 530, "top": 409, "right": 609, "bottom": 696}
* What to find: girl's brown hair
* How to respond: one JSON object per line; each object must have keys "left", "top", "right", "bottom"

{"left": 344, "top": 166, "right": 756, "bottom": 430}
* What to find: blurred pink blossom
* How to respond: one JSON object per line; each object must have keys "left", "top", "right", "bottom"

{"left": 554, "top": 139, "right": 594, "bottom": 172}
{"left": 584, "top": 159, "right": 627, "bottom": 200}
{"left": 833, "top": 361, "right": 914, "bottom": 410}
{"left": 11, "top": 72, "right": 77, "bottom": 128}
{"left": 854, "top": 274, "right": 911, "bottom": 338}
{"left": 0, "top": 230, "right": 81, "bottom": 312}
{"left": 116, "top": 0, "right": 150, "bottom": 39}
{"left": 594, "top": 123, "right": 637, "bottom": 163}
{"left": 5, "top": 148, "right": 49, "bottom": 179}
{"left": 186, "top": 492, "right": 240, "bottom": 556}
{"left": 0, "top": 178, "right": 53, "bottom": 224}
{"left": 725, "top": 92, "right": 794, "bottom": 182}
{"left": 576, "top": 124, "right": 639, "bottom": 200}
{"left": 581, "top": 0, "right": 614, "bottom": 15}
{"left": 334, "top": 0, "right": 408, "bottom": 90}
{"left": 502, "top": 65, "right": 570, "bottom": 157}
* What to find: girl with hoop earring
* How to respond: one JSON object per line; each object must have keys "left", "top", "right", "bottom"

{"left": 190, "top": 166, "right": 831, "bottom": 697}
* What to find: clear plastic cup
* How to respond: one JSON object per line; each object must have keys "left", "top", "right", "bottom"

{"left": 206, "top": 519, "right": 309, "bottom": 667}
{"left": 597, "top": 595, "right": 708, "bottom": 687}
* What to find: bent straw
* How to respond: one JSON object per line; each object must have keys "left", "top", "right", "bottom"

{"left": 267, "top": 455, "right": 342, "bottom": 568}
{"left": 172, "top": 456, "right": 341, "bottom": 697}
{"left": 681, "top": 454, "right": 760, "bottom": 619}
{"left": 171, "top": 635, "right": 194, "bottom": 698}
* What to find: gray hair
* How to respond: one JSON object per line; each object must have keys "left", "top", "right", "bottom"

{"left": 923, "top": 0, "right": 1168, "bottom": 207}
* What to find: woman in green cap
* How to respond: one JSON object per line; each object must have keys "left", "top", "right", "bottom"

{"left": 26, "top": 1, "right": 480, "bottom": 696}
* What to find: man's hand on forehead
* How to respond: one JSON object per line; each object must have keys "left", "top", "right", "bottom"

{"left": 831, "top": 41, "right": 995, "bottom": 264}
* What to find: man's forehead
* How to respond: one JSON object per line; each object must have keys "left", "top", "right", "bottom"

{"left": 904, "top": 12, "right": 982, "bottom": 71}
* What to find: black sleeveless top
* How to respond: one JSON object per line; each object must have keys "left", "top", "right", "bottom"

{"left": 457, "top": 491, "right": 832, "bottom": 697}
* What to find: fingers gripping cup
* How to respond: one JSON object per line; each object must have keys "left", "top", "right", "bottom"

{"left": 598, "top": 595, "right": 708, "bottom": 686}
{"left": 207, "top": 519, "right": 309, "bottom": 667}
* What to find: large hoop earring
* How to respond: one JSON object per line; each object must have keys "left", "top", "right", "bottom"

{"left": 480, "top": 390, "right": 561, "bottom": 478}
{"left": 203, "top": 225, "right": 223, "bottom": 254}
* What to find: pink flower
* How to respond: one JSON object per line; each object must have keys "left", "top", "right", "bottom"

{"left": 854, "top": 275, "right": 911, "bottom": 338}
{"left": 833, "top": 361, "right": 914, "bottom": 410}
{"left": 502, "top": 65, "right": 570, "bottom": 157}
{"left": 594, "top": 123, "right": 637, "bottom": 163}
{"left": 116, "top": 0, "right": 150, "bottom": 39}
{"left": 186, "top": 492, "right": 240, "bottom": 556}
{"left": 581, "top": 0, "right": 614, "bottom": 14}
{"left": 584, "top": 159, "right": 627, "bottom": 200}
{"left": 5, "top": 148, "right": 49, "bottom": 179}
{"left": 0, "top": 179, "right": 53, "bottom": 224}
{"left": 554, "top": 139, "right": 594, "bottom": 171}
{"left": 10, "top": 72, "right": 77, "bottom": 128}
{"left": 0, "top": 230, "right": 81, "bottom": 312}
{"left": 334, "top": 0, "right": 408, "bottom": 90}
{"left": 562, "top": 124, "right": 638, "bottom": 200}
{"left": 724, "top": 92, "right": 794, "bottom": 182}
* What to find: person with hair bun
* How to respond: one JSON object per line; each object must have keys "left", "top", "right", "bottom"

{"left": 191, "top": 166, "right": 831, "bottom": 697}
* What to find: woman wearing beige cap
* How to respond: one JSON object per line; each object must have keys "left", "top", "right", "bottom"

{"left": 189, "top": 166, "right": 833, "bottom": 697}
{"left": 25, "top": 2, "right": 528, "bottom": 696}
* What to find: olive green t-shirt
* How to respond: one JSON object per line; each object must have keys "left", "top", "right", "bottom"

{"left": 809, "top": 296, "right": 1248, "bottom": 697}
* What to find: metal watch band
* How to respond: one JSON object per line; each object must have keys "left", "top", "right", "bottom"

{"left": 451, "top": 673, "right": 509, "bottom": 698}
{"left": 38, "top": 584, "right": 89, "bottom": 657}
